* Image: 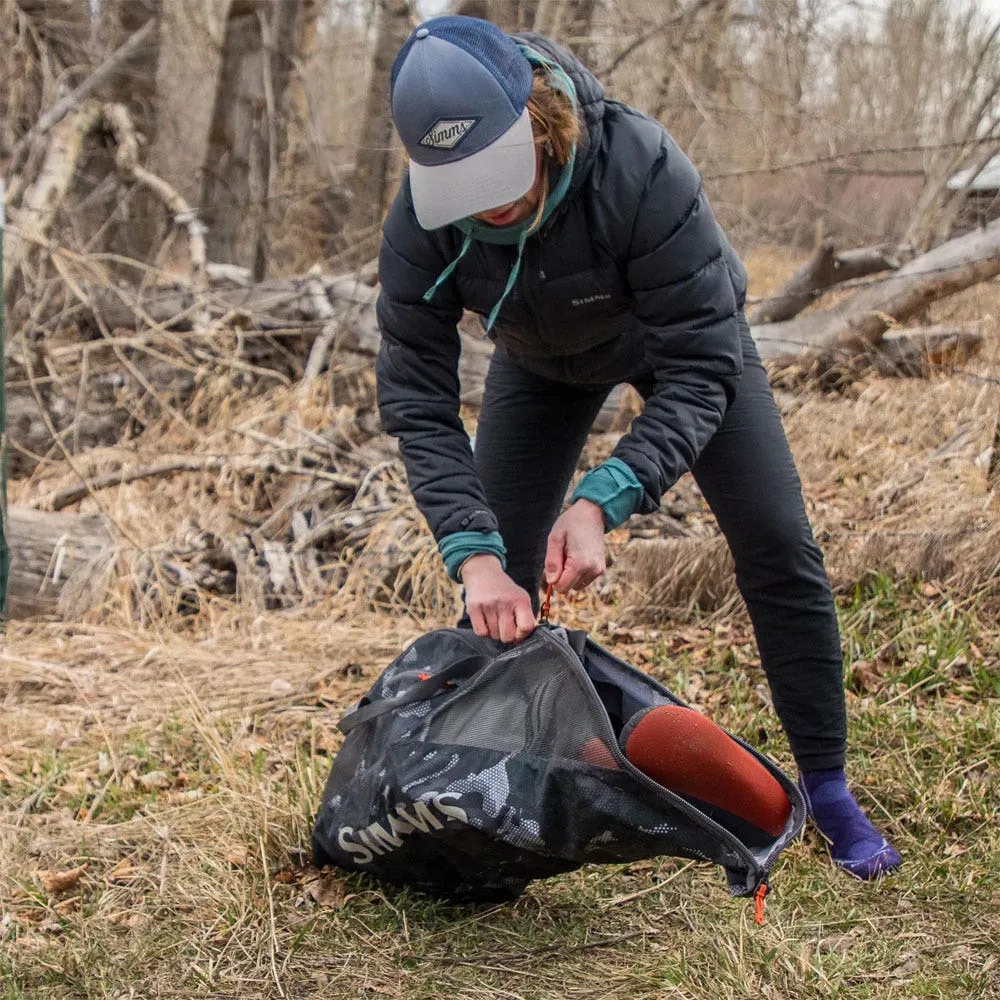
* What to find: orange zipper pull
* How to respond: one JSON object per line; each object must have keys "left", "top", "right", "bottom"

{"left": 754, "top": 883, "right": 768, "bottom": 925}
{"left": 539, "top": 582, "right": 553, "bottom": 624}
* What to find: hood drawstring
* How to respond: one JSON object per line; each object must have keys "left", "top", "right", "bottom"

{"left": 421, "top": 43, "right": 578, "bottom": 335}
{"left": 422, "top": 232, "right": 473, "bottom": 307}
{"left": 485, "top": 229, "right": 529, "bottom": 334}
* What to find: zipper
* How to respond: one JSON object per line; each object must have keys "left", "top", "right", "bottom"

{"left": 581, "top": 634, "right": 805, "bottom": 859}
{"left": 533, "top": 626, "right": 765, "bottom": 881}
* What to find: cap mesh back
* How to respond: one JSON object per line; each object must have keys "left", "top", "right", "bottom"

{"left": 391, "top": 16, "right": 531, "bottom": 106}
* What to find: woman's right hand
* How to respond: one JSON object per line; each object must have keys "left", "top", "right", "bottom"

{"left": 460, "top": 555, "right": 536, "bottom": 645}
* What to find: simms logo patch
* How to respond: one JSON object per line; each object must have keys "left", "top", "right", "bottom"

{"left": 571, "top": 293, "right": 613, "bottom": 307}
{"left": 419, "top": 118, "right": 479, "bottom": 150}
{"left": 337, "top": 792, "right": 469, "bottom": 865}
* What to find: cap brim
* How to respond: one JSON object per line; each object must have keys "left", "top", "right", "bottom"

{"left": 408, "top": 109, "right": 536, "bottom": 230}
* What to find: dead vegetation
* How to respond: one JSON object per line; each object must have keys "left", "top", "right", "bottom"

{"left": 3, "top": 2, "right": 1000, "bottom": 997}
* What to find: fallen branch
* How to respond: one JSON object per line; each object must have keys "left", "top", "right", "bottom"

{"left": 752, "top": 219, "right": 1000, "bottom": 359}
{"left": 300, "top": 267, "right": 340, "bottom": 388}
{"left": 870, "top": 326, "right": 983, "bottom": 377}
{"left": 31, "top": 458, "right": 361, "bottom": 513}
{"left": 769, "top": 325, "right": 984, "bottom": 388}
{"left": 748, "top": 240, "right": 911, "bottom": 325}
{"left": 3, "top": 104, "right": 102, "bottom": 299}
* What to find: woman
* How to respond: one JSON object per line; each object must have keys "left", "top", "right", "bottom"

{"left": 375, "top": 15, "right": 900, "bottom": 880}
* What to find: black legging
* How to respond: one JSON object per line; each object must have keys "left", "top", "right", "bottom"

{"left": 469, "top": 319, "right": 847, "bottom": 771}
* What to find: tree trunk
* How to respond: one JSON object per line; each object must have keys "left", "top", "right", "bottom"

{"left": 97, "top": 0, "right": 161, "bottom": 104}
{"left": 200, "top": 0, "right": 313, "bottom": 276}
{"left": 651, "top": 1, "right": 713, "bottom": 128}
{"left": 561, "top": 0, "right": 599, "bottom": 66}
{"left": 346, "top": 0, "right": 413, "bottom": 261}
{"left": 694, "top": 0, "right": 730, "bottom": 100}
{"left": 147, "top": 0, "right": 231, "bottom": 209}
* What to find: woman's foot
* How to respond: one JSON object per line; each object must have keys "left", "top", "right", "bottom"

{"left": 799, "top": 768, "right": 901, "bottom": 880}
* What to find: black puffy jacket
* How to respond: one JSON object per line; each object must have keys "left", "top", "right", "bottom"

{"left": 376, "top": 32, "right": 748, "bottom": 544}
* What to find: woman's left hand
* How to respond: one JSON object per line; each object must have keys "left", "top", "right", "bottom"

{"left": 544, "top": 499, "right": 606, "bottom": 593}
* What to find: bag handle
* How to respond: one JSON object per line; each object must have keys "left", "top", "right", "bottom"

{"left": 338, "top": 654, "right": 493, "bottom": 734}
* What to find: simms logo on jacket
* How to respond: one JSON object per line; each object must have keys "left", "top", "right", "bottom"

{"left": 571, "top": 293, "right": 613, "bottom": 307}
{"left": 420, "top": 119, "right": 478, "bottom": 150}
{"left": 337, "top": 792, "right": 469, "bottom": 865}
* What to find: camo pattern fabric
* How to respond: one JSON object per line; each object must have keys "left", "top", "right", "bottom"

{"left": 312, "top": 626, "right": 806, "bottom": 901}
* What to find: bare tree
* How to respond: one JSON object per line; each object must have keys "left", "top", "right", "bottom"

{"left": 148, "top": 1, "right": 228, "bottom": 191}
{"left": 345, "top": 0, "right": 413, "bottom": 262}
{"left": 561, "top": 0, "right": 599, "bottom": 65}
{"left": 901, "top": 3, "right": 1000, "bottom": 248}
{"left": 200, "top": 0, "right": 319, "bottom": 277}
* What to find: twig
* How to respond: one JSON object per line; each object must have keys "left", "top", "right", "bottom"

{"left": 601, "top": 860, "right": 697, "bottom": 907}
{"left": 597, "top": 2, "right": 716, "bottom": 78}
{"left": 15, "top": 308, "right": 141, "bottom": 548}
{"left": 30, "top": 458, "right": 360, "bottom": 512}
{"left": 259, "top": 834, "right": 286, "bottom": 998}
{"left": 300, "top": 267, "right": 339, "bottom": 387}
{"left": 703, "top": 135, "right": 1000, "bottom": 182}
{"left": 101, "top": 103, "right": 211, "bottom": 330}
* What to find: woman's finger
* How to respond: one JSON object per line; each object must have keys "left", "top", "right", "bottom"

{"left": 513, "top": 599, "right": 536, "bottom": 641}
{"left": 468, "top": 601, "right": 489, "bottom": 638}
{"left": 498, "top": 603, "right": 517, "bottom": 644}
{"left": 553, "top": 557, "right": 583, "bottom": 593}
{"left": 483, "top": 602, "right": 501, "bottom": 642}
{"left": 544, "top": 528, "right": 567, "bottom": 584}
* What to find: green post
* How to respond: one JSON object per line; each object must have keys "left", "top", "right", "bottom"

{"left": 0, "top": 177, "right": 9, "bottom": 618}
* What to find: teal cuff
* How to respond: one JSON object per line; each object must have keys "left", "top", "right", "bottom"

{"left": 571, "top": 458, "right": 645, "bottom": 530}
{"left": 438, "top": 531, "right": 507, "bottom": 582}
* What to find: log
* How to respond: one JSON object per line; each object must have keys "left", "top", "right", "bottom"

{"left": 4, "top": 506, "right": 115, "bottom": 618}
{"left": 769, "top": 326, "right": 984, "bottom": 387}
{"left": 752, "top": 219, "right": 1000, "bottom": 360}
{"left": 748, "top": 240, "right": 911, "bottom": 325}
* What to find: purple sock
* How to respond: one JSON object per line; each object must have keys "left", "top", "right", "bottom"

{"left": 799, "top": 768, "right": 901, "bottom": 880}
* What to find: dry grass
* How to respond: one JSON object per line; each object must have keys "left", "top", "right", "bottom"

{"left": 2, "top": 598, "right": 998, "bottom": 998}
{"left": 3, "top": 253, "right": 1000, "bottom": 998}
{"left": 612, "top": 252, "right": 1000, "bottom": 624}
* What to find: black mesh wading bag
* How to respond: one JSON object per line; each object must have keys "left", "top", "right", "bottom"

{"left": 311, "top": 625, "right": 806, "bottom": 901}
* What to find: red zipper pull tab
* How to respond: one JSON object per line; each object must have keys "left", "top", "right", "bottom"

{"left": 754, "top": 883, "right": 768, "bottom": 926}
{"left": 539, "top": 583, "right": 553, "bottom": 624}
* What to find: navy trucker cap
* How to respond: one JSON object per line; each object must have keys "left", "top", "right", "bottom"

{"left": 390, "top": 16, "right": 536, "bottom": 229}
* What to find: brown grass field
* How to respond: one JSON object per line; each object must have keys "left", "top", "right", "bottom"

{"left": 2, "top": 251, "right": 999, "bottom": 998}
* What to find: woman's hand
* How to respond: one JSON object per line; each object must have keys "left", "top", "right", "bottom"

{"left": 461, "top": 555, "right": 536, "bottom": 644}
{"left": 544, "top": 499, "right": 606, "bottom": 593}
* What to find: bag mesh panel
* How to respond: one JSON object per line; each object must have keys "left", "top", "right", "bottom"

{"left": 313, "top": 626, "right": 803, "bottom": 899}
{"left": 421, "top": 639, "right": 604, "bottom": 761}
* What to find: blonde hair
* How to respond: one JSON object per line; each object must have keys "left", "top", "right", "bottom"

{"left": 525, "top": 69, "right": 581, "bottom": 231}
